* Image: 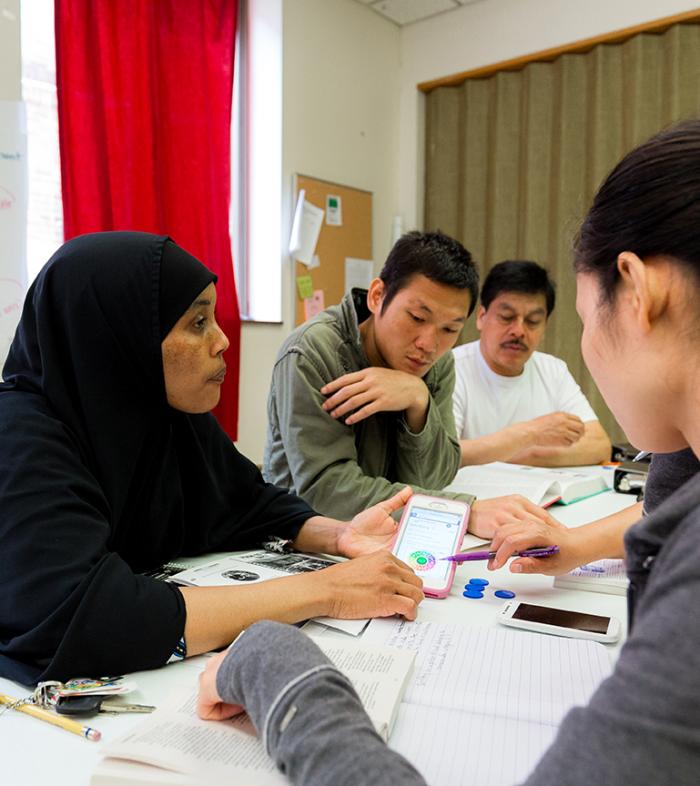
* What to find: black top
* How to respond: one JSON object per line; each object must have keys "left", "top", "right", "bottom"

{"left": 0, "top": 232, "right": 314, "bottom": 685}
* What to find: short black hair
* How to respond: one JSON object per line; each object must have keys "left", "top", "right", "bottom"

{"left": 379, "top": 231, "right": 479, "bottom": 316}
{"left": 480, "top": 260, "right": 556, "bottom": 316}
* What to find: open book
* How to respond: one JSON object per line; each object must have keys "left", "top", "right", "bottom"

{"left": 361, "top": 617, "right": 613, "bottom": 786}
{"left": 91, "top": 636, "right": 415, "bottom": 786}
{"left": 164, "top": 550, "right": 368, "bottom": 636}
{"left": 554, "top": 558, "right": 629, "bottom": 595}
{"left": 445, "top": 462, "right": 609, "bottom": 506}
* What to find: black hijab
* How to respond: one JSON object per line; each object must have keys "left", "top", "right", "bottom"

{"left": 3, "top": 232, "right": 214, "bottom": 535}
{"left": 0, "top": 232, "right": 314, "bottom": 684}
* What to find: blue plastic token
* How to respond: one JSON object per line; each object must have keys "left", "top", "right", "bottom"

{"left": 494, "top": 590, "right": 516, "bottom": 599}
{"left": 468, "top": 578, "right": 489, "bottom": 587}
{"left": 462, "top": 589, "right": 484, "bottom": 599}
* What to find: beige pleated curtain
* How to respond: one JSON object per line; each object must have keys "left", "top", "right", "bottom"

{"left": 425, "top": 22, "right": 700, "bottom": 442}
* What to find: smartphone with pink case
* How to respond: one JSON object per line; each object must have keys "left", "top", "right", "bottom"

{"left": 392, "top": 494, "right": 471, "bottom": 598}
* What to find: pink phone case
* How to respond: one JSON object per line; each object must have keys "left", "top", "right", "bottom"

{"left": 393, "top": 495, "right": 471, "bottom": 599}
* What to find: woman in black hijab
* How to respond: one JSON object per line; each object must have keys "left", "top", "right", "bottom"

{"left": 0, "top": 232, "right": 423, "bottom": 686}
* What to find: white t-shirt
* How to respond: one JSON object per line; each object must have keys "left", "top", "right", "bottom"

{"left": 452, "top": 340, "right": 598, "bottom": 440}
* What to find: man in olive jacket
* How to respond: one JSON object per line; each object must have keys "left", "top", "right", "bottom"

{"left": 263, "top": 231, "right": 553, "bottom": 539}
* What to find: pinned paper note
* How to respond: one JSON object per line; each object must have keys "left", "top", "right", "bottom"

{"left": 325, "top": 194, "right": 342, "bottom": 226}
{"left": 307, "top": 254, "right": 321, "bottom": 270}
{"left": 344, "top": 257, "right": 373, "bottom": 295}
{"left": 296, "top": 275, "right": 314, "bottom": 300}
{"left": 303, "top": 289, "right": 325, "bottom": 321}
{"left": 289, "top": 189, "right": 324, "bottom": 265}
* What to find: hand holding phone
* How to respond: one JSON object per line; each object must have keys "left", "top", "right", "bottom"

{"left": 392, "top": 494, "right": 470, "bottom": 598}
{"left": 497, "top": 600, "right": 621, "bottom": 643}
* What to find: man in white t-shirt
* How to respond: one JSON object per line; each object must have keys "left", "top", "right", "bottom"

{"left": 453, "top": 260, "right": 611, "bottom": 467}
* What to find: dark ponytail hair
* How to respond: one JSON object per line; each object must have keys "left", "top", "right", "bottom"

{"left": 574, "top": 119, "right": 700, "bottom": 301}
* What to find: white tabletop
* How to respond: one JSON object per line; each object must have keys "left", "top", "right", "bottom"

{"left": 1, "top": 487, "right": 637, "bottom": 786}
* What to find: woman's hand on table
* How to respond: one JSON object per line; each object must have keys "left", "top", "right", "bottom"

{"left": 469, "top": 494, "right": 561, "bottom": 539}
{"left": 487, "top": 502, "right": 642, "bottom": 574}
{"left": 336, "top": 486, "right": 413, "bottom": 558}
{"left": 197, "top": 648, "right": 242, "bottom": 721}
{"left": 321, "top": 550, "right": 424, "bottom": 620}
{"left": 487, "top": 517, "right": 588, "bottom": 575}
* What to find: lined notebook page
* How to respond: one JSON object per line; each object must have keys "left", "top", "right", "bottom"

{"left": 390, "top": 706, "right": 557, "bottom": 786}
{"left": 362, "top": 618, "right": 612, "bottom": 785}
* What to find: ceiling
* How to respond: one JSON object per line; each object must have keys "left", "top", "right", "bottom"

{"left": 353, "top": 0, "right": 484, "bottom": 27}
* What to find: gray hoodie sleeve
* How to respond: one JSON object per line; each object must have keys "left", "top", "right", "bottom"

{"left": 216, "top": 621, "right": 426, "bottom": 786}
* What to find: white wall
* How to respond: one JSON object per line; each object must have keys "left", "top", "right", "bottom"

{"left": 235, "top": 0, "right": 400, "bottom": 461}
{"left": 239, "top": 0, "right": 700, "bottom": 461}
{"left": 7, "top": 0, "right": 697, "bottom": 460}
{"left": 397, "top": 0, "right": 700, "bottom": 231}
{"left": 0, "top": 0, "right": 21, "bottom": 100}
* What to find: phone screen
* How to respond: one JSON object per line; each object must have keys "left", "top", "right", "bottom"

{"left": 512, "top": 603, "right": 610, "bottom": 634}
{"left": 393, "top": 504, "right": 465, "bottom": 587}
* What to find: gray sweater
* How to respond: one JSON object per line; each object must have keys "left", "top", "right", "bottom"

{"left": 218, "top": 472, "right": 700, "bottom": 785}
{"left": 217, "top": 621, "right": 423, "bottom": 786}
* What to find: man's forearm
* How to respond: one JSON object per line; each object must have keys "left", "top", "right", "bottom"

{"left": 459, "top": 422, "right": 538, "bottom": 466}
{"left": 403, "top": 386, "right": 430, "bottom": 433}
{"left": 512, "top": 421, "right": 611, "bottom": 467}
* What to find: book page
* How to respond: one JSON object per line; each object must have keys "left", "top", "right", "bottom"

{"left": 99, "top": 640, "right": 413, "bottom": 779}
{"left": 564, "top": 558, "right": 627, "bottom": 581}
{"left": 102, "top": 691, "right": 285, "bottom": 785}
{"left": 445, "top": 462, "right": 606, "bottom": 506}
{"left": 310, "top": 639, "right": 415, "bottom": 740}
{"left": 92, "top": 756, "right": 195, "bottom": 785}
{"left": 171, "top": 552, "right": 336, "bottom": 587}
{"left": 445, "top": 463, "right": 553, "bottom": 504}
{"left": 363, "top": 618, "right": 612, "bottom": 727}
{"left": 554, "top": 559, "right": 629, "bottom": 595}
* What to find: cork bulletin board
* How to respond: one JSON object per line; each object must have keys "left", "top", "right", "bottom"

{"left": 293, "top": 174, "right": 373, "bottom": 326}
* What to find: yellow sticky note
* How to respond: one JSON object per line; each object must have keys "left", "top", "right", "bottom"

{"left": 297, "top": 275, "right": 314, "bottom": 300}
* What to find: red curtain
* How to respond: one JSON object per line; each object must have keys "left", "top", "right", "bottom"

{"left": 55, "top": 0, "right": 241, "bottom": 440}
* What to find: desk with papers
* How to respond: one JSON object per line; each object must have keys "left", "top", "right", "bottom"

{"left": 1, "top": 484, "right": 637, "bottom": 786}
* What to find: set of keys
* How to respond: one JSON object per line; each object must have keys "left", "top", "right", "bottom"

{"left": 55, "top": 694, "right": 155, "bottom": 715}
{"left": 32, "top": 677, "right": 156, "bottom": 717}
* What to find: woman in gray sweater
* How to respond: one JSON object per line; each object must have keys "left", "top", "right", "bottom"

{"left": 197, "top": 119, "right": 700, "bottom": 786}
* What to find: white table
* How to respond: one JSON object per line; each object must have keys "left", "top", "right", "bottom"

{"left": 374, "top": 487, "right": 635, "bottom": 644}
{"left": 1, "top": 488, "right": 637, "bottom": 786}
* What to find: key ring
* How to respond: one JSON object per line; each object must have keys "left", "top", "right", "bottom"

{"left": 0, "top": 693, "right": 31, "bottom": 716}
{"left": 34, "top": 680, "right": 64, "bottom": 708}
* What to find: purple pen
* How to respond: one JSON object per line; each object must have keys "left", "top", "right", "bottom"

{"left": 442, "top": 545, "right": 559, "bottom": 563}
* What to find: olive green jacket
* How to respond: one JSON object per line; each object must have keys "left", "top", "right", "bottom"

{"left": 262, "top": 292, "right": 474, "bottom": 519}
